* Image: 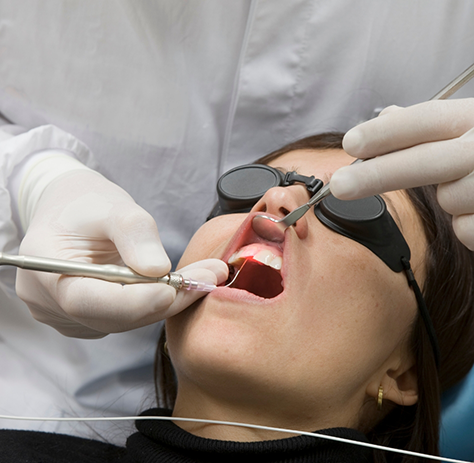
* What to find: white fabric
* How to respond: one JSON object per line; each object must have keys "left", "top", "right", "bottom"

{"left": 9, "top": 149, "right": 79, "bottom": 232}
{"left": 16, "top": 150, "right": 98, "bottom": 231}
{"left": 0, "top": 0, "right": 473, "bottom": 444}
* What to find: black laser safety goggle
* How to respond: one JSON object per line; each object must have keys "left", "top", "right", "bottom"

{"left": 208, "top": 164, "right": 440, "bottom": 367}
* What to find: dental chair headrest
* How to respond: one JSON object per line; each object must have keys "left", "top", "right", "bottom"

{"left": 440, "top": 364, "right": 474, "bottom": 460}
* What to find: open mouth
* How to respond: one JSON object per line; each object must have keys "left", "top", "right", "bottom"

{"left": 224, "top": 243, "right": 284, "bottom": 299}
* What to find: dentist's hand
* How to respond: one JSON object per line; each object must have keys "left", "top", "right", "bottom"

{"left": 330, "top": 99, "right": 474, "bottom": 249}
{"left": 16, "top": 170, "right": 228, "bottom": 338}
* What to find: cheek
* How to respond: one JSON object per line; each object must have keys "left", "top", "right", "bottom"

{"left": 287, "top": 270, "right": 415, "bottom": 392}
{"left": 297, "top": 236, "right": 416, "bottom": 353}
{"left": 177, "top": 215, "right": 246, "bottom": 268}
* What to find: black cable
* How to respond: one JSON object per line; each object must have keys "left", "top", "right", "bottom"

{"left": 401, "top": 257, "right": 440, "bottom": 369}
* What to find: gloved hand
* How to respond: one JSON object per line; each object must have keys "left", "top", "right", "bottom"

{"left": 330, "top": 98, "right": 474, "bottom": 249}
{"left": 16, "top": 169, "right": 228, "bottom": 338}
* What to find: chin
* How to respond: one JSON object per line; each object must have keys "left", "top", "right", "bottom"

{"left": 167, "top": 296, "right": 274, "bottom": 394}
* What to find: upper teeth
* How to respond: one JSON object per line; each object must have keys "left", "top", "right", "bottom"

{"left": 228, "top": 244, "right": 282, "bottom": 271}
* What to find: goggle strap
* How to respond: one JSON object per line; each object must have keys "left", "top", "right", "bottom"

{"left": 401, "top": 257, "right": 441, "bottom": 369}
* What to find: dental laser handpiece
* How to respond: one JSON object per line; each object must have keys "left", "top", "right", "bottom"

{"left": 0, "top": 252, "right": 216, "bottom": 292}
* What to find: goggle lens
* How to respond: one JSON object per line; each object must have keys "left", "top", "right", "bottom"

{"left": 315, "top": 195, "right": 410, "bottom": 272}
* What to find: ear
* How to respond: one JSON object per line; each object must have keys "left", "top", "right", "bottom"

{"left": 366, "top": 364, "right": 418, "bottom": 407}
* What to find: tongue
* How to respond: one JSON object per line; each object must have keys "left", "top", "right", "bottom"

{"left": 228, "top": 259, "right": 283, "bottom": 298}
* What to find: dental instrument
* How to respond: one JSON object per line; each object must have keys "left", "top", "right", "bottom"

{"left": 431, "top": 61, "right": 474, "bottom": 100}
{"left": 252, "top": 61, "right": 474, "bottom": 242}
{"left": 0, "top": 252, "right": 216, "bottom": 292}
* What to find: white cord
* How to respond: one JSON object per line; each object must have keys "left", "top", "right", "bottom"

{"left": 0, "top": 414, "right": 470, "bottom": 463}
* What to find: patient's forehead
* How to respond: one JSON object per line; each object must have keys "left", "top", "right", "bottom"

{"left": 266, "top": 148, "right": 352, "bottom": 178}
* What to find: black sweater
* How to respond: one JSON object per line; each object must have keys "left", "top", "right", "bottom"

{"left": 0, "top": 408, "right": 373, "bottom": 462}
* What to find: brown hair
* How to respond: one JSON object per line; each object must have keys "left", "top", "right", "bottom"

{"left": 156, "top": 132, "right": 474, "bottom": 462}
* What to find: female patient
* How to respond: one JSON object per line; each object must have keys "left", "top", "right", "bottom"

{"left": 2, "top": 132, "right": 474, "bottom": 462}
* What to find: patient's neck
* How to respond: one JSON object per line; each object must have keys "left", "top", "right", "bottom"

{"left": 171, "top": 380, "right": 359, "bottom": 442}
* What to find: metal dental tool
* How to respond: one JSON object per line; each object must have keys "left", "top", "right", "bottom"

{"left": 0, "top": 252, "right": 216, "bottom": 292}
{"left": 252, "top": 61, "right": 474, "bottom": 242}
{"left": 430, "top": 61, "right": 474, "bottom": 100}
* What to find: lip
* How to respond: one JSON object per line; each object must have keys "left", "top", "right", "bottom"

{"left": 210, "top": 285, "right": 285, "bottom": 304}
{"left": 220, "top": 212, "right": 286, "bottom": 264}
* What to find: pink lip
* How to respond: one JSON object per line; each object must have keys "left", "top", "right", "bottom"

{"left": 220, "top": 212, "right": 286, "bottom": 264}
{"left": 210, "top": 285, "right": 286, "bottom": 304}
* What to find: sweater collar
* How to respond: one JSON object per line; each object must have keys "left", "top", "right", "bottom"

{"left": 129, "top": 408, "right": 373, "bottom": 462}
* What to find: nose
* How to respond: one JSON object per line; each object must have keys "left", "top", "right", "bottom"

{"left": 251, "top": 185, "right": 311, "bottom": 239}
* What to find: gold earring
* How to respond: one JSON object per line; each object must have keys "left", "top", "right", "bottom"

{"left": 164, "top": 341, "right": 169, "bottom": 357}
{"left": 376, "top": 385, "right": 384, "bottom": 411}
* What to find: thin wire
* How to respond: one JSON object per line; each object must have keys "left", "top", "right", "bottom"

{"left": 0, "top": 414, "right": 470, "bottom": 463}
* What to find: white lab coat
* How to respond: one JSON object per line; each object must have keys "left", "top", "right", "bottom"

{"left": 0, "top": 0, "right": 473, "bottom": 444}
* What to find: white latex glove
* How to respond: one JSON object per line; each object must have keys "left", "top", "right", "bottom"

{"left": 330, "top": 98, "right": 474, "bottom": 249}
{"left": 16, "top": 169, "right": 228, "bottom": 338}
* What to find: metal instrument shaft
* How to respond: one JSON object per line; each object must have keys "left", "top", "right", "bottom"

{"left": 0, "top": 252, "right": 216, "bottom": 292}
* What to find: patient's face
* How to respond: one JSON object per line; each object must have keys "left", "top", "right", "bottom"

{"left": 167, "top": 149, "right": 426, "bottom": 428}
